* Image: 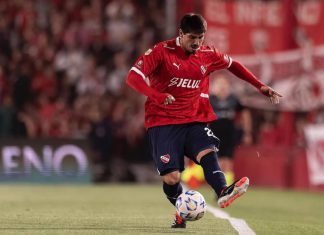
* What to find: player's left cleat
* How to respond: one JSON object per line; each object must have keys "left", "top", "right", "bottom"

{"left": 171, "top": 213, "right": 186, "bottom": 228}
{"left": 217, "top": 176, "right": 249, "bottom": 208}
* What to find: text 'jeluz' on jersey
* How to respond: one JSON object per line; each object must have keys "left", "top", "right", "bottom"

{"left": 168, "top": 77, "right": 201, "bottom": 88}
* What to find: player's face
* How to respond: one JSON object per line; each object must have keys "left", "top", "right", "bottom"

{"left": 180, "top": 31, "right": 205, "bottom": 54}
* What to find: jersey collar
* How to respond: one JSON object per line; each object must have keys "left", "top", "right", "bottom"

{"left": 175, "top": 36, "right": 199, "bottom": 57}
{"left": 176, "top": 37, "right": 180, "bottom": 47}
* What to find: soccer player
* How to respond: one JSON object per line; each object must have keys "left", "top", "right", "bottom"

{"left": 126, "top": 13, "right": 282, "bottom": 228}
{"left": 209, "top": 75, "right": 253, "bottom": 185}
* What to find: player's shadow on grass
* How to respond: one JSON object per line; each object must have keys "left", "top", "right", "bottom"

{"left": 119, "top": 225, "right": 198, "bottom": 234}
{"left": 0, "top": 226, "right": 197, "bottom": 233}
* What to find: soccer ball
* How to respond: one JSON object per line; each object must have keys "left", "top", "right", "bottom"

{"left": 175, "top": 190, "right": 207, "bottom": 221}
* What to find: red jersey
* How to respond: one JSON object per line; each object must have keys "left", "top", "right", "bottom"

{"left": 130, "top": 37, "right": 232, "bottom": 128}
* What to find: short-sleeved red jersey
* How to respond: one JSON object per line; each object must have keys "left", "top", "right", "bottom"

{"left": 130, "top": 37, "right": 232, "bottom": 128}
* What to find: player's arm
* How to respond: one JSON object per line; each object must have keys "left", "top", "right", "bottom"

{"left": 126, "top": 70, "right": 174, "bottom": 105}
{"left": 126, "top": 45, "right": 175, "bottom": 105}
{"left": 228, "top": 60, "right": 282, "bottom": 104}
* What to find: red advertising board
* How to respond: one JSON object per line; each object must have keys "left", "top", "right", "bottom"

{"left": 203, "top": 0, "right": 324, "bottom": 54}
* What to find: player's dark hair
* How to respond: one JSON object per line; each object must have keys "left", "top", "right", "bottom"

{"left": 180, "top": 13, "right": 207, "bottom": 34}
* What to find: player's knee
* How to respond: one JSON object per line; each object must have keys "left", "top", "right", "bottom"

{"left": 196, "top": 148, "right": 215, "bottom": 163}
{"left": 162, "top": 171, "right": 181, "bottom": 185}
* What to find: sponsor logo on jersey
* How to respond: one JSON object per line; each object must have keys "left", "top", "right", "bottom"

{"left": 172, "top": 62, "right": 181, "bottom": 70}
{"left": 160, "top": 154, "right": 170, "bottom": 163}
{"left": 168, "top": 77, "right": 201, "bottom": 89}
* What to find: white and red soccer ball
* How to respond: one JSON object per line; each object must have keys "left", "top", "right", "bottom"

{"left": 175, "top": 190, "right": 207, "bottom": 221}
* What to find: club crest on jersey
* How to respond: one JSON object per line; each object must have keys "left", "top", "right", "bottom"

{"left": 136, "top": 60, "right": 143, "bottom": 69}
{"left": 160, "top": 154, "right": 170, "bottom": 164}
{"left": 200, "top": 65, "right": 207, "bottom": 75}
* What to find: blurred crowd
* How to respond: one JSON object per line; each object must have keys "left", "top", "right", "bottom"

{"left": 0, "top": 0, "right": 166, "bottom": 181}
{"left": 0, "top": 0, "right": 166, "bottom": 137}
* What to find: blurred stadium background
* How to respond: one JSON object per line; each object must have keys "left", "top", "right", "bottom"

{"left": 1, "top": 0, "right": 324, "bottom": 234}
{"left": 0, "top": 0, "right": 324, "bottom": 204}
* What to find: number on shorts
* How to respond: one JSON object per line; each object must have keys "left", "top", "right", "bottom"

{"left": 204, "top": 127, "right": 217, "bottom": 139}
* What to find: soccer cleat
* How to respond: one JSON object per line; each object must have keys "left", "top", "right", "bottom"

{"left": 217, "top": 176, "right": 249, "bottom": 208}
{"left": 171, "top": 213, "right": 186, "bottom": 228}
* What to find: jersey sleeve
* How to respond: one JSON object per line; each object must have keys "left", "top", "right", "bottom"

{"left": 130, "top": 43, "right": 163, "bottom": 80}
{"left": 207, "top": 47, "right": 233, "bottom": 73}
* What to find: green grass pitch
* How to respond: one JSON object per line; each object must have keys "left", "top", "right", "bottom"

{"left": 0, "top": 184, "right": 323, "bottom": 234}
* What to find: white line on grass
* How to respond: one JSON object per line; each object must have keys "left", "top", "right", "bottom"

{"left": 207, "top": 205, "right": 256, "bottom": 235}
{"left": 183, "top": 186, "right": 255, "bottom": 234}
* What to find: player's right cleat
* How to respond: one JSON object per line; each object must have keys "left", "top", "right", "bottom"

{"left": 171, "top": 213, "right": 186, "bottom": 228}
{"left": 217, "top": 176, "right": 249, "bottom": 208}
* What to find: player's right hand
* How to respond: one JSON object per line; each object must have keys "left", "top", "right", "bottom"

{"left": 163, "top": 94, "right": 176, "bottom": 105}
{"left": 151, "top": 92, "right": 175, "bottom": 105}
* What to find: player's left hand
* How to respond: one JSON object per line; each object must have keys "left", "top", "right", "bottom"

{"left": 260, "top": 85, "right": 282, "bottom": 104}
